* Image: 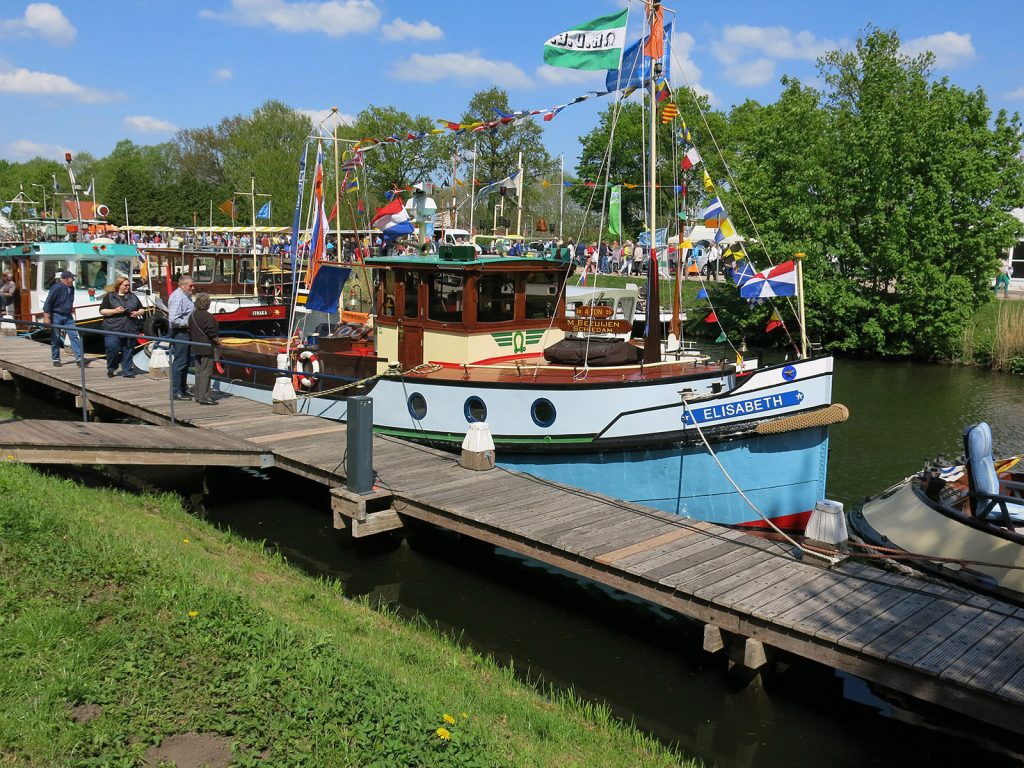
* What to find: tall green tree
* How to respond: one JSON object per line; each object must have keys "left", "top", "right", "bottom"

{"left": 726, "top": 27, "right": 1024, "bottom": 357}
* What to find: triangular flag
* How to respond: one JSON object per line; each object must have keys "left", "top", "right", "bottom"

{"left": 766, "top": 307, "right": 784, "bottom": 333}
{"left": 705, "top": 311, "right": 718, "bottom": 324}
{"left": 703, "top": 170, "right": 714, "bottom": 193}
{"left": 328, "top": 200, "right": 338, "bottom": 223}
{"left": 696, "top": 288, "right": 708, "bottom": 299}
{"left": 218, "top": 199, "right": 234, "bottom": 216}
{"left": 715, "top": 331, "right": 727, "bottom": 343}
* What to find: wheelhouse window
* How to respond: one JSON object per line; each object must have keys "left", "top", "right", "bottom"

{"left": 79, "top": 259, "right": 111, "bottom": 290}
{"left": 403, "top": 271, "right": 419, "bottom": 318}
{"left": 477, "top": 272, "right": 516, "bottom": 322}
{"left": 35, "top": 260, "right": 71, "bottom": 290}
{"left": 525, "top": 273, "right": 559, "bottom": 319}
{"left": 429, "top": 272, "right": 464, "bottom": 322}
{"left": 192, "top": 256, "right": 215, "bottom": 283}
{"left": 238, "top": 258, "right": 255, "bottom": 284}
{"left": 381, "top": 271, "right": 396, "bottom": 317}
{"left": 114, "top": 260, "right": 132, "bottom": 283}
{"left": 216, "top": 256, "right": 235, "bottom": 282}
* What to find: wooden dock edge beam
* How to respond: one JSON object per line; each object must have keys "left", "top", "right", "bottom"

{"left": 330, "top": 486, "right": 403, "bottom": 538}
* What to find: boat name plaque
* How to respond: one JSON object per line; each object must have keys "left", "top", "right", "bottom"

{"left": 574, "top": 305, "right": 614, "bottom": 319}
{"left": 558, "top": 318, "right": 633, "bottom": 335}
{"left": 682, "top": 390, "right": 804, "bottom": 424}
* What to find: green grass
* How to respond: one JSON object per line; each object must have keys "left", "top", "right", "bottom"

{"left": 959, "top": 298, "right": 1024, "bottom": 373}
{"left": 0, "top": 463, "right": 696, "bottom": 767}
{"left": 572, "top": 272, "right": 710, "bottom": 310}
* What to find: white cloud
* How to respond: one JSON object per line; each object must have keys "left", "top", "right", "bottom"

{"left": 299, "top": 108, "right": 354, "bottom": 129}
{"left": 1006, "top": 86, "right": 1024, "bottom": 100}
{"left": 124, "top": 115, "right": 179, "bottom": 133}
{"left": 716, "top": 25, "right": 840, "bottom": 68}
{"left": 391, "top": 52, "right": 531, "bottom": 89}
{"left": 200, "top": 0, "right": 380, "bottom": 38}
{"left": 901, "top": 32, "right": 975, "bottom": 70}
{"left": 0, "top": 65, "right": 121, "bottom": 103}
{"left": 382, "top": 17, "right": 441, "bottom": 41}
{"left": 725, "top": 57, "right": 775, "bottom": 88}
{"left": 214, "top": 67, "right": 233, "bottom": 81}
{"left": 5, "top": 138, "right": 69, "bottom": 161}
{"left": 0, "top": 3, "right": 76, "bottom": 46}
{"left": 535, "top": 64, "right": 603, "bottom": 87}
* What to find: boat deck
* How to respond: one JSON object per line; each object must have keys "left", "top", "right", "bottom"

{"left": 0, "top": 333, "right": 1022, "bottom": 738}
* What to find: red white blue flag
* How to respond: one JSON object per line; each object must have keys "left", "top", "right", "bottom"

{"left": 739, "top": 260, "right": 797, "bottom": 299}
{"left": 370, "top": 197, "right": 414, "bottom": 241}
{"left": 306, "top": 142, "right": 329, "bottom": 287}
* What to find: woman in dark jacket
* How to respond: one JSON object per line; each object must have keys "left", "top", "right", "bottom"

{"left": 99, "top": 276, "right": 143, "bottom": 377}
{"left": 188, "top": 292, "right": 221, "bottom": 404}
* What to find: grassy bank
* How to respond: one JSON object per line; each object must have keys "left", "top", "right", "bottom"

{"left": 0, "top": 463, "right": 693, "bottom": 767}
{"left": 957, "top": 299, "right": 1024, "bottom": 372}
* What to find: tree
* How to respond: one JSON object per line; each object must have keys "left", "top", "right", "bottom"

{"left": 726, "top": 27, "right": 1024, "bottom": 358}
{"left": 340, "top": 106, "right": 443, "bottom": 212}
{"left": 449, "top": 88, "right": 554, "bottom": 235}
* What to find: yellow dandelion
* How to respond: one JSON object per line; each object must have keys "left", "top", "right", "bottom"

{"left": 436, "top": 727, "right": 451, "bottom": 741}
{"left": 461, "top": 712, "right": 468, "bottom": 719}
{"left": 183, "top": 539, "right": 190, "bottom": 544}
{"left": 443, "top": 713, "right": 455, "bottom": 725}
{"left": 188, "top": 611, "right": 198, "bottom": 617}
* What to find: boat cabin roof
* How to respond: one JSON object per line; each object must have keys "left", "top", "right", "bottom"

{"left": 0, "top": 241, "right": 141, "bottom": 259}
{"left": 365, "top": 244, "right": 567, "bottom": 272}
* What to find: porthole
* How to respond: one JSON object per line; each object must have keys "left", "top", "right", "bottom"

{"left": 407, "top": 392, "right": 427, "bottom": 420}
{"left": 464, "top": 396, "right": 487, "bottom": 423}
{"left": 531, "top": 398, "right": 556, "bottom": 428}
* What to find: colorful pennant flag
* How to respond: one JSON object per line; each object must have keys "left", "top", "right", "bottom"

{"left": 543, "top": 9, "right": 629, "bottom": 71}
{"left": 766, "top": 307, "right": 784, "bottom": 333}
{"left": 218, "top": 199, "right": 234, "bottom": 217}
{"left": 696, "top": 288, "right": 708, "bottom": 300}
{"left": 703, "top": 170, "right": 715, "bottom": 193}
{"left": 714, "top": 331, "right": 727, "bottom": 343}
{"left": 714, "top": 218, "right": 737, "bottom": 243}
{"left": 705, "top": 311, "right": 718, "bottom": 324}
{"left": 257, "top": 200, "right": 271, "bottom": 219}
{"left": 733, "top": 260, "right": 756, "bottom": 286}
{"left": 661, "top": 102, "right": 679, "bottom": 124}
{"left": 681, "top": 147, "right": 702, "bottom": 171}
{"left": 656, "top": 78, "right": 671, "bottom": 103}
{"left": 699, "top": 197, "right": 725, "bottom": 220}
{"left": 739, "top": 260, "right": 798, "bottom": 299}
{"left": 608, "top": 185, "right": 621, "bottom": 237}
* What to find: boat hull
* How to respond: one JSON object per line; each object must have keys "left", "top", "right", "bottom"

{"left": 853, "top": 480, "right": 1024, "bottom": 599}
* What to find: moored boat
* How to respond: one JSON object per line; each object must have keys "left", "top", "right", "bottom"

{"left": 850, "top": 421, "right": 1024, "bottom": 603}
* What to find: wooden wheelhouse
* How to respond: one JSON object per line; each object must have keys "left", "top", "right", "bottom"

{"left": 367, "top": 244, "right": 571, "bottom": 371}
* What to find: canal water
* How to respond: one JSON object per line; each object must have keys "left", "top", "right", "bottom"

{"left": 3, "top": 357, "right": 1022, "bottom": 767}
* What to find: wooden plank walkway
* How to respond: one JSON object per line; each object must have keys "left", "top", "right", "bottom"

{"left": 0, "top": 419, "right": 273, "bottom": 467}
{"left": 0, "top": 335, "right": 1022, "bottom": 736}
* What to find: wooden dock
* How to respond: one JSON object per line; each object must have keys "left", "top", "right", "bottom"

{"left": 0, "top": 419, "right": 274, "bottom": 467}
{"left": 0, "top": 335, "right": 1022, "bottom": 737}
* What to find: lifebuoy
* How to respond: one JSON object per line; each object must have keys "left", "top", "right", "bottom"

{"left": 292, "top": 349, "right": 320, "bottom": 390}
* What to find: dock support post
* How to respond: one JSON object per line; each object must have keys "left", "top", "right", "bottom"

{"left": 346, "top": 395, "right": 373, "bottom": 494}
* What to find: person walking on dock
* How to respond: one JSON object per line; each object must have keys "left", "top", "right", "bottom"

{"left": 42, "top": 271, "right": 82, "bottom": 367}
{"left": 99, "top": 277, "right": 143, "bottom": 378}
{"left": 188, "top": 292, "right": 221, "bottom": 405}
{"left": 168, "top": 276, "right": 196, "bottom": 400}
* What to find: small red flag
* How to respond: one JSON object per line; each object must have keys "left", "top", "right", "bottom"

{"left": 704, "top": 311, "right": 718, "bottom": 324}
{"left": 328, "top": 200, "right": 338, "bottom": 223}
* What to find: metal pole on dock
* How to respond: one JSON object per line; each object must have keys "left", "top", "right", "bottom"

{"left": 346, "top": 395, "right": 373, "bottom": 494}
{"left": 78, "top": 358, "right": 88, "bottom": 422}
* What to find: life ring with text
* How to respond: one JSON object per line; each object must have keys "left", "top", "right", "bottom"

{"left": 292, "top": 350, "right": 320, "bottom": 390}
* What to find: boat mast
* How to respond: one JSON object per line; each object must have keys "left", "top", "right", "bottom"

{"left": 469, "top": 141, "right": 477, "bottom": 236}
{"left": 795, "top": 251, "right": 808, "bottom": 358}
{"left": 558, "top": 153, "right": 564, "bottom": 243}
{"left": 644, "top": 0, "right": 662, "bottom": 364}
{"left": 516, "top": 151, "right": 524, "bottom": 237}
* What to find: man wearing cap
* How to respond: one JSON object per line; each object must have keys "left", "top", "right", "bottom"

{"left": 42, "top": 271, "right": 83, "bottom": 367}
{"left": 167, "top": 275, "right": 196, "bottom": 399}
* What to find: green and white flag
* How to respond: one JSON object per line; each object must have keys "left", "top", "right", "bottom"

{"left": 608, "top": 185, "right": 622, "bottom": 236}
{"left": 543, "top": 9, "right": 629, "bottom": 71}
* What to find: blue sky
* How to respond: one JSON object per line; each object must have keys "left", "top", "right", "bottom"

{"left": 1, "top": 0, "right": 1022, "bottom": 173}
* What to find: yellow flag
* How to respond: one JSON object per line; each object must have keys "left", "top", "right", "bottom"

{"left": 719, "top": 218, "right": 736, "bottom": 239}
{"left": 703, "top": 170, "right": 714, "bottom": 193}
{"left": 218, "top": 199, "right": 234, "bottom": 217}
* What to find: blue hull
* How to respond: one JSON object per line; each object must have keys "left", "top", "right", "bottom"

{"left": 499, "top": 426, "right": 830, "bottom": 529}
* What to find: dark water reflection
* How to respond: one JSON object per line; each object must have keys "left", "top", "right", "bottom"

{"left": 2, "top": 360, "right": 1022, "bottom": 767}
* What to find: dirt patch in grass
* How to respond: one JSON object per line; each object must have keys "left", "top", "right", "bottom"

{"left": 143, "top": 732, "right": 233, "bottom": 768}
{"left": 67, "top": 703, "right": 103, "bottom": 723}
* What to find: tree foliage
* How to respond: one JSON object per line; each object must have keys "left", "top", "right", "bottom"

{"left": 724, "top": 27, "right": 1024, "bottom": 358}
